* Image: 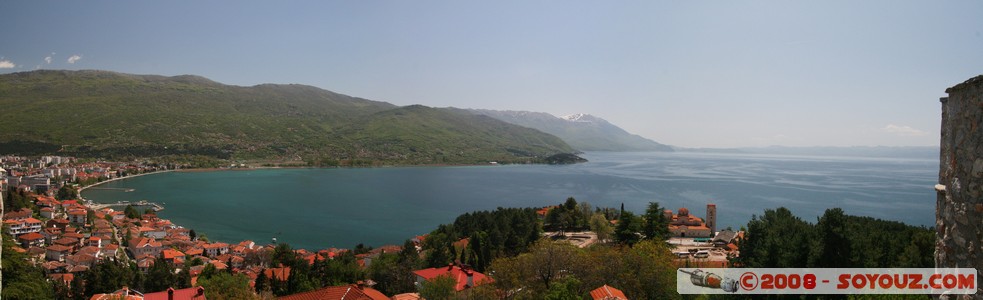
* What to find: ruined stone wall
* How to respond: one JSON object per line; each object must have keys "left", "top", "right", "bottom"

{"left": 937, "top": 75, "right": 983, "bottom": 299}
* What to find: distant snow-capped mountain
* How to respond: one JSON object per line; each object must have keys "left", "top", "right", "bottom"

{"left": 466, "top": 109, "right": 673, "bottom": 152}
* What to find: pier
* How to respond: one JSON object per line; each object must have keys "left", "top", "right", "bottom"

{"left": 87, "top": 200, "right": 164, "bottom": 212}
{"left": 85, "top": 187, "right": 136, "bottom": 192}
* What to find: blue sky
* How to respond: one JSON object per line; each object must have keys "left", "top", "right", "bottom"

{"left": 2, "top": 1, "right": 981, "bottom": 148}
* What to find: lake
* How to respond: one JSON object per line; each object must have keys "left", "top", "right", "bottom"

{"left": 81, "top": 151, "right": 938, "bottom": 251}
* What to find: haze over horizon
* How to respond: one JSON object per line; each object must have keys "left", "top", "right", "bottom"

{"left": 2, "top": 1, "right": 981, "bottom": 148}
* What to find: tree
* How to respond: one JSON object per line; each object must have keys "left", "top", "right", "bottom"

{"left": 199, "top": 264, "right": 218, "bottom": 281}
{"left": 737, "top": 207, "right": 814, "bottom": 268}
{"left": 589, "top": 214, "right": 613, "bottom": 243}
{"left": 56, "top": 185, "right": 78, "bottom": 200}
{"left": 175, "top": 265, "right": 192, "bottom": 289}
{"left": 544, "top": 277, "right": 583, "bottom": 300}
{"left": 146, "top": 255, "right": 177, "bottom": 293}
{"left": 122, "top": 227, "right": 132, "bottom": 247}
{"left": 809, "top": 208, "right": 852, "bottom": 268}
{"left": 286, "top": 263, "right": 316, "bottom": 295}
{"left": 424, "top": 231, "right": 452, "bottom": 267}
{"left": 418, "top": 274, "right": 457, "bottom": 300}
{"left": 897, "top": 230, "right": 934, "bottom": 268}
{"left": 320, "top": 250, "right": 364, "bottom": 286}
{"left": 124, "top": 205, "right": 141, "bottom": 219}
{"left": 368, "top": 253, "right": 412, "bottom": 295}
{"left": 270, "top": 243, "right": 298, "bottom": 268}
{"left": 489, "top": 239, "right": 680, "bottom": 300}
{"left": 1, "top": 232, "right": 55, "bottom": 299}
{"left": 489, "top": 239, "right": 581, "bottom": 296}
{"left": 467, "top": 231, "right": 492, "bottom": 272}
{"left": 254, "top": 269, "right": 270, "bottom": 293}
{"left": 75, "top": 259, "right": 137, "bottom": 299}
{"left": 197, "top": 272, "right": 259, "bottom": 300}
{"left": 642, "top": 202, "right": 670, "bottom": 242}
{"left": 618, "top": 240, "right": 679, "bottom": 299}
{"left": 614, "top": 211, "right": 642, "bottom": 246}
{"left": 577, "top": 202, "right": 593, "bottom": 229}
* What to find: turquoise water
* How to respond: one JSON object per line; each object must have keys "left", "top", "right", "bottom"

{"left": 82, "top": 151, "right": 938, "bottom": 251}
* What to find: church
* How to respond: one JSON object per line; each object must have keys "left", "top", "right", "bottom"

{"left": 663, "top": 203, "right": 716, "bottom": 238}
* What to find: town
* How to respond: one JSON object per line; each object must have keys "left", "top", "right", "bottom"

{"left": 2, "top": 155, "right": 744, "bottom": 300}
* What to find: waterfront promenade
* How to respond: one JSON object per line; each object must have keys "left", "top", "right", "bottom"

{"left": 79, "top": 170, "right": 173, "bottom": 211}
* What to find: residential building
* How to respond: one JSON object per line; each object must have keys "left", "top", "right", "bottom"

{"left": 6, "top": 217, "right": 43, "bottom": 235}
{"left": 412, "top": 263, "right": 492, "bottom": 292}
{"left": 40, "top": 207, "right": 55, "bottom": 219}
{"left": 140, "top": 226, "right": 167, "bottom": 239}
{"left": 3, "top": 208, "right": 33, "bottom": 220}
{"left": 46, "top": 244, "right": 72, "bottom": 261}
{"left": 203, "top": 242, "right": 229, "bottom": 258}
{"left": 18, "top": 232, "right": 46, "bottom": 248}
{"left": 68, "top": 209, "right": 87, "bottom": 225}
{"left": 129, "top": 237, "right": 163, "bottom": 259}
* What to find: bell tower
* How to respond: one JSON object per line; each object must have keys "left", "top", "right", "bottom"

{"left": 706, "top": 203, "right": 716, "bottom": 235}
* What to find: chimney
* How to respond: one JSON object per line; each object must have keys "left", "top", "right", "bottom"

{"left": 167, "top": 287, "right": 175, "bottom": 300}
{"left": 196, "top": 286, "right": 205, "bottom": 297}
{"left": 447, "top": 262, "right": 454, "bottom": 271}
{"left": 466, "top": 270, "right": 474, "bottom": 287}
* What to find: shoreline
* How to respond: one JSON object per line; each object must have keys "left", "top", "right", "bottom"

{"left": 78, "top": 170, "right": 174, "bottom": 199}
{"left": 172, "top": 162, "right": 512, "bottom": 173}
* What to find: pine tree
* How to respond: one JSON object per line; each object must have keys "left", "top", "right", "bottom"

{"left": 642, "top": 202, "right": 670, "bottom": 242}
{"left": 615, "top": 211, "right": 642, "bottom": 246}
{"left": 255, "top": 269, "right": 269, "bottom": 293}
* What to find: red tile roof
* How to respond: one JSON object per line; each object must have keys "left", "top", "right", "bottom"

{"left": 144, "top": 287, "right": 206, "bottom": 300}
{"left": 18, "top": 232, "right": 44, "bottom": 241}
{"left": 411, "top": 265, "right": 492, "bottom": 291}
{"left": 277, "top": 284, "right": 387, "bottom": 300}
{"left": 163, "top": 249, "right": 185, "bottom": 260}
{"left": 391, "top": 293, "right": 422, "bottom": 300}
{"left": 47, "top": 244, "right": 73, "bottom": 252}
{"left": 589, "top": 284, "right": 628, "bottom": 300}
{"left": 265, "top": 267, "right": 291, "bottom": 281}
{"left": 361, "top": 287, "right": 388, "bottom": 300}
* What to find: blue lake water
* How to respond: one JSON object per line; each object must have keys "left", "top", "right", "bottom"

{"left": 82, "top": 151, "right": 938, "bottom": 251}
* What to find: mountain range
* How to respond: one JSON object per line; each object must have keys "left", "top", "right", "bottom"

{"left": 0, "top": 70, "right": 577, "bottom": 165}
{"left": 466, "top": 109, "right": 672, "bottom": 152}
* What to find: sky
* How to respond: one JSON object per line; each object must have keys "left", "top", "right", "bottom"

{"left": 2, "top": 1, "right": 981, "bottom": 148}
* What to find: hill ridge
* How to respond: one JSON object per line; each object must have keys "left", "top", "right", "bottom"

{"left": 0, "top": 70, "right": 576, "bottom": 165}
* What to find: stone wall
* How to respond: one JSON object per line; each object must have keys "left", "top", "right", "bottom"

{"left": 936, "top": 75, "right": 983, "bottom": 299}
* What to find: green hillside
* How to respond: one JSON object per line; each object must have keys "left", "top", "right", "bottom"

{"left": 0, "top": 70, "right": 576, "bottom": 165}
{"left": 333, "top": 105, "right": 574, "bottom": 164}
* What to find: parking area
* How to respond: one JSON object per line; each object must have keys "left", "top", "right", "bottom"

{"left": 669, "top": 237, "right": 730, "bottom": 265}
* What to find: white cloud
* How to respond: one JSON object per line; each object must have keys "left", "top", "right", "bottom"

{"left": 0, "top": 60, "right": 15, "bottom": 68}
{"left": 883, "top": 124, "right": 927, "bottom": 137}
{"left": 67, "top": 54, "right": 82, "bottom": 64}
{"left": 44, "top": 56, "right": 53, "bottom": 64}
